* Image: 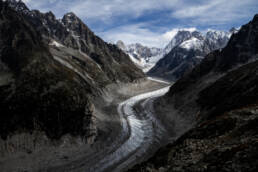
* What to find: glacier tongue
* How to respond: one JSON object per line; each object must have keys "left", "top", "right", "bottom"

{"left": 90, "top": 81, "right": 170, "bottom": 172}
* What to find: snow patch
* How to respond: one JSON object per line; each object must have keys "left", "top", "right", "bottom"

{"left": 49, "top": 40, "right": 64, "bottom": 47}
{"left": 147, "top": 77, "right": 170, "bottom": 84}
{"left": 163, "top": 28, "right": 197, "bottom": 41}
{"left": 180, "top": 37, "right": 203, "bottom": 50}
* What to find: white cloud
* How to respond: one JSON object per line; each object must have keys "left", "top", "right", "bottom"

{"left": 99, "top": 24, "right": 166, "bottom": 48}
{"left": 22, "top": 0, "right": 258, "bottom": 47}
{"left": 24, "top": 0, "right": 258, "bottom": 26}
{"left": 24, "top": 0, "right": 258, "bottom": 24}
{"left": 171, "top": 0, "right": 257, "bottom": 25}
{"left": 69, "top": 0, "right": 180, "bottom": 21}
{"left": 25, "top": 0, "right": 181, "bottom": 20}
{"left": 100, "top": 24, "right": 198, "bottom": 48}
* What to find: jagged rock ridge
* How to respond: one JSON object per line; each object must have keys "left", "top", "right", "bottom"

{"left": 6, "top": 0, "right": 144, "bottom": 83}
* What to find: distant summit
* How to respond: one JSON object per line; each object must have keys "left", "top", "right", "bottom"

{"left": 116, "top": 41, "right": 162, "bottom": 72}
{"left": 118, "top": 28, "right": 234, "bottom": 76}
{"left": 148, "top": 28, "right": 232, "bottom": 81}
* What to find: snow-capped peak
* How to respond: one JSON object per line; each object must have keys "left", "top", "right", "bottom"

{"left": 229, "top": 27, "right": 240, "bottom": 35}
{"left": 117, "top": 27, "right": 232, "bottom": 73}
{"left": 4, "top": 0, "right": 30, "bottom": 14}
{"left": 63, "top": 12, "right": 78, "bottom": 19}
{"left": 203, "top": 29, "right": 231, "bottom": 51}
{"left": 163, "top": 28, "right": 197, "bottom": 41}
{"left": 116, "top": 41, "right": 162, "bottom": 72}
{"left": 206, "top": 29, "right": 231, "bottom": 40}
{"left": 163, "top": 29, "right": 202, "bottom": 55}
{"left": 179, "top": 37, "right": 204, "bottom": 50}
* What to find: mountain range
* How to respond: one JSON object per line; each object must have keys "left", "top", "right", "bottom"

{"left": 118, "top": 28, "right": 238, "bottom": 81}
{"left": 149, "top": 28, "right": 236, "bottom": 81}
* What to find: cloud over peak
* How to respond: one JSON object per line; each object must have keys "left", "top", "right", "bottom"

{"left": 23, "top": 0, "right": 258, "bottom": 47}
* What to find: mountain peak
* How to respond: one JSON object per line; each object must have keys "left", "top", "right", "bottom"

{"left": 229, "top": 27, "right": 239, "bottom": 34}
{"left": 179, "top": 37, "right": 204, "bottom": 50}
{"left": 62, "top": 12, "right": 82, "bottom": 28}
{"left": 205, "top": 29, "right": 230, "bottom": 40}
{"left": 163, "top": 29, "right": 202, "bottom": 55}
{"left": 64, "top": 12, "right": 77, "bottom": 17}
{"left": 253, "top": 13, "right": 258, "bottom": 21}
{"left": 63, "top": 12, "right": 79, "bottom": 21}
{"left": 45, "top": 11, "right": 56, "bottom": 20}
{"left": 4, "top": 0, "right": 30, "bottom": 14}
{"left": 4, "top": 0, "right": 22, "bottom": 3}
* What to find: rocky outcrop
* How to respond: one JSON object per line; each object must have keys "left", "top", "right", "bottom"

{"left": 129, "top": 14, "right": 258, "bottom": 171}
{"left": 129, "top": 106, "right": 258, "bottom": 172}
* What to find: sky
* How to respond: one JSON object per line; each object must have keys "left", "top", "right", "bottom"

{"left": 23, "top": 0, "right": 258, "bottom": 48}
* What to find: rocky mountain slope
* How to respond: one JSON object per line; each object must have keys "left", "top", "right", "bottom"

{"left": 116, "top": 40, "right": 162, "bottom": 72}
{"left": 0, "top": 0, "right": 144, "bottom": 142}
{"left": 0, "top": 0, "right": 94, "bottom": 140}
{"left": 148, "top": 29, "right": 234, "bottom": 81}
{"left": 129, "top": 14, "right": 258, "bottom": 171}
{"left": 7, "top": 0, "right": 144, "bottom": 83}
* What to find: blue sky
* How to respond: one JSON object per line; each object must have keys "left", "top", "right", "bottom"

{"left": 23, "top": 0, "right": 258, "bottom": 48}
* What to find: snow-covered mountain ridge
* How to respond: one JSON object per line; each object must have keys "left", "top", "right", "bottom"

{"left": 147, "top": 28, "right": 239, "bottom": 81}
{"left": 163, "top": 28, "right": 237, "bottom": 57}
{"left": 116, "top": 41, "right": 162, "bottom": 72}
{"left": 117, "top": 28, "right": 238, "bottom": 73}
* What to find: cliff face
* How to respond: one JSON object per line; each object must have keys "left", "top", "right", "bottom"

{"left": 129, "top": 14, "right": 258, "bottom": 172}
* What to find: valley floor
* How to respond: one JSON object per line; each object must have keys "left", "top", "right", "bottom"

{"left": 0, "top": 77, "right": 173, "bottom": 172}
